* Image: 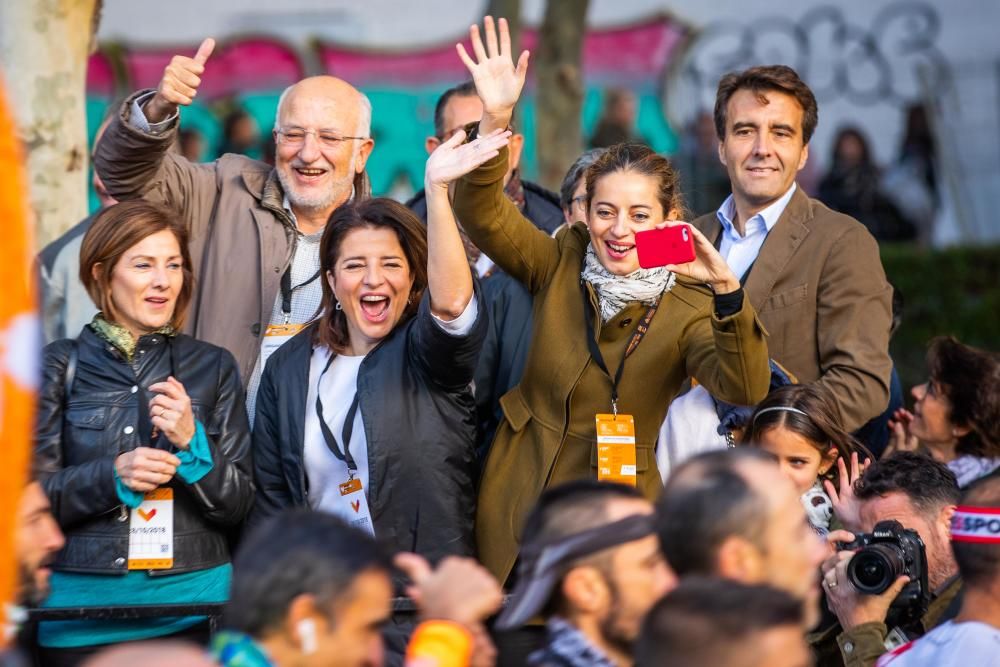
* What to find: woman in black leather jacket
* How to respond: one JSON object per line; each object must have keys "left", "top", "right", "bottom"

{"left": 33, "top": 200, "right": 253, "bottom": 665}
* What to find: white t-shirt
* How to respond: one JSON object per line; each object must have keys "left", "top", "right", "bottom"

{"left": 876, "top": 621, "right": 1000, "bottom": 666}
{"left": 304, "top": 351, "right": 368, "bottom": 515}
{"left": 302, "top": 297, "right": 479, "bottom": 529}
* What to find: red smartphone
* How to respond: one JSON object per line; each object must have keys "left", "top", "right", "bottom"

{"left": 635, "top": 224, "right": 696, "bottom": 269}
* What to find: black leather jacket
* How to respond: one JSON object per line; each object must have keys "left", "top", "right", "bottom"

{"left": 250, "top": 290, "right": 487, "bottom": 564}
{"left": 35, "top": 327, "right": 254, "bottom": 576}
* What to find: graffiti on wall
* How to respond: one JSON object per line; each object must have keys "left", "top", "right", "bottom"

{"left": 665, "top": 1, "right": 949, "bottom": 127}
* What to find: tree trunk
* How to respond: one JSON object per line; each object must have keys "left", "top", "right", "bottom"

{"left": 486, "top": 0, "right": 522, "bottom": 128}
{"left": 0, "top": 0, "right": 102, "bottom": 247}
{"left": 486, "top": 0, "right": 521, "bottom": 56}
{"left": 534, "top": 0, "right": 589, "bottom": 191}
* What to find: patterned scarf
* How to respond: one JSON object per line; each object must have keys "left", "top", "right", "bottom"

{"left": 581, "top": 245, "right": 675, "bottom": 322}
{"left": 528, "top": 617, "right": 617, "bottom": 667}
{"left": 89, "top": 314, "right": 175, "bottom": 362}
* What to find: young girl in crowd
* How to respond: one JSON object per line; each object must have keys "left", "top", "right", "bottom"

{"left": 744, "top": 384, "right": 870, "bottom": 535}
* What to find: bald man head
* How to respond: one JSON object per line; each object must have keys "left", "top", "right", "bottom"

{"left": 272, "top": 76, "right": 375, "bottom": 225}
{"left": 656, "top": 449, "right": 827, "bottom": 627}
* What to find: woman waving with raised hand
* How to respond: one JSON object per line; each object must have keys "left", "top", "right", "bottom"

{"left": 250, "top": 128, "right": 510, "bottom": 568}
{"left": 452, "top": 16, "right": 772, "bottom": 584}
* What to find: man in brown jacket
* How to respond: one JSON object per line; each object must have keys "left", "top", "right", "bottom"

{"left": 94, "top": 38, "right": 374, "bottom": 420}
{"left": 691, "top": 65, "right": 893, "bottom": 432}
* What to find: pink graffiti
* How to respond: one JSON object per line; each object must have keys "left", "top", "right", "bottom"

{"left": 86, "top": 16, "right": 687, "bottom": 98}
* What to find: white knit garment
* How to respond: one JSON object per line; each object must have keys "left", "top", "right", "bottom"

{"left": 581, "top": 245, "right": 675, "bottom": 322}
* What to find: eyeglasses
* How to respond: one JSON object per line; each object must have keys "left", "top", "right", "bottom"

{"left": 274, "top": 127, "right": 368, "bottom": 149}
{"left": 571, "top": 195, "right": 587, "bottom": 208}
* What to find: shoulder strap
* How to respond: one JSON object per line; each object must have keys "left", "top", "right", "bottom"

{"left": 63, "top": 341, "right": 78, "bottom": 405}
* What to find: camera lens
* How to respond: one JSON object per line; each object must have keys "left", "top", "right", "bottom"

{"left": 847, "top": 544, "right": 906, "bottom": 594}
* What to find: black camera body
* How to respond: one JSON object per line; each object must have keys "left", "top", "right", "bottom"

{"left": 843, "top": 520, "right": 930, "bottom": 625}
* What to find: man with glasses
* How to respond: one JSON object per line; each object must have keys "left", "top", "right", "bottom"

{"left": 408, "top": 81, "right": 563, "bottom": 240}
{"left": 95, "top": 38, "right": 374, "bottom": 419}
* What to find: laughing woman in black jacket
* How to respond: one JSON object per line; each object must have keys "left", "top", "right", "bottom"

{"left": 33, "top": 200, "right": 253, "bottom": 666}
{"left": 249, "top": 130, "right": 508, "bottom": 566}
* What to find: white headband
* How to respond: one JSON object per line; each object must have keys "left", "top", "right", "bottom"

{"left": 951, "top": 506, "right": 1000, "bottom": 544}
{"left": 752, "top": 406, "right": 808, "bottom": 425}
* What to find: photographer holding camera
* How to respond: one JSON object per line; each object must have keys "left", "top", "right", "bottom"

{"left": 876, "top": 473, "right": 1000, "bottom": 665}
{"left": 811, "top": 453, "right": 962, "bottom": 667}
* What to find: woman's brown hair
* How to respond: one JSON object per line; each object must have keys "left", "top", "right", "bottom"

{"left": 79, "top": 200, "right": 194, "bottom": 331}
{"left": 744, "top": 384, "right": 870, "bottom": 483}
{"left": 315, "top": 198, "right": 428, "bottom": 354}
{"left": 584, "top": 142, "right": 686, "bottom": 219}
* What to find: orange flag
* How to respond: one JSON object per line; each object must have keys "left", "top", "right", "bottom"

{"left": 0, "top": 76, "right": 39, "bottom": 642}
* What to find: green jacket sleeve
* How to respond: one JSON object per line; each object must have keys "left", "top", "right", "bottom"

{"left": 452, "top": 146, "right": 560, "bottom": 294}
{"left": 681, "top": 289, "right": 771, "bottom": 406}
{"left": 837, "top": 622, "right": 888, "bottom": 667}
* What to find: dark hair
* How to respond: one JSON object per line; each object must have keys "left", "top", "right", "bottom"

{"left": 854, "top": 452, "right": 960, "bottom": 519}
{"left": 952, "top": 475, "right": 1000, "bottom": 587}
{"left": 926, "top": 336, "right": 1000, "bottom": 457}
{"left": 559, "top": 148, "right": 606, "bottom": 211}
{"left": 714, "top": 65, "right": 819, "bottom": 143}
{"left": 636, "top": 577, "right": 803, "bottom": 666}
{"left": 520, "top": 480, "right": 645, "bottom": 615}
{"left": 830, "top": 126, "right": 873, "bottom": 168}
{"left": 584, "top": 142, "right": 685, "bottom": 218}
{"left": 656, "top": 449, "right": 777, "bottom": 576}
{"left": 315, "top": 198, "right": 428, "bottom": 354}
{"left": 433, "top": 80, "right": 478, "bottom": 139}
{"left": 224, "top": 509, "right": 389, "bottom": 636}
{"left": 223, "top": 109, "right": 253, "bottom": 141}
{"left": 79, "top": 200, "right": 194, "bottom": 331}
{"left": 744, "top": 384, "right": 869, "bottom": 485}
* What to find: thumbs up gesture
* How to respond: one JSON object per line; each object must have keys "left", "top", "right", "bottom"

{"left": 145, "top": 38, "right": 216, "bottom": 123}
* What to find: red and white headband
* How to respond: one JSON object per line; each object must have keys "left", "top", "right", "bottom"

{"left": 951, "top": 506, "right": 1000, "bottom": 544}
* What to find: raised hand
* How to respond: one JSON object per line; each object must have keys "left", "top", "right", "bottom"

{"left": 115, "top": 447, "right": 181, "bottom": 493}
{"left": 145, "top": 38, "right": 216, "bottom": 123}
{"left": 656, "top": 221, "right": 741, "bottom": 293}
{"left": 394, "top": 553, "right": 504, "bottom": 627}
{"left": 425, "top": 128, "right": 512, "bottom": 192}
{"left": 456, "top": 16, "right": 530, "bottom": 134}
{"left": 148, "top": 376, "right": 196, "bottom": 450}
{"left": 886, "top": 408, "right": 919, "bottom": 456}
{"left": 824, "top": 452, "right": 871, "bottom": 533}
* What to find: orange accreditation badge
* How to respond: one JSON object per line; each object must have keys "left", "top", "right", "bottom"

{"left": 595, "top": 413, "right": 637, "bottom": 487}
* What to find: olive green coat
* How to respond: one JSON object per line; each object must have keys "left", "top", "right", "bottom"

{"left": 454, "top": 148, "right": 771, "bottom": 582}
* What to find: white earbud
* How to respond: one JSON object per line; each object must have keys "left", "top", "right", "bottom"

{"left": 297, "top": 618, "right": 318, "bottom": 655}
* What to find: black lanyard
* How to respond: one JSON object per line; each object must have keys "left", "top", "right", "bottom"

{"left": 581, "top": 282, "right": 660, "bottom": 415}
{"left": 315, "top": 353, "right": 361, "bottom": 476}
{"left": 137, "top": 337, "right": 176, "bottom": 450}
{"left": 280, "top": 266, "right": 322, "bottom": 323}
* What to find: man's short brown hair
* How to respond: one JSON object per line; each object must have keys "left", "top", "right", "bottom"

{"left": 713, "top": 65, "right": 819, "bottom": 143}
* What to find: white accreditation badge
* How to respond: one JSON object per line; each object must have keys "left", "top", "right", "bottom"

{"left": 338, "top": 477, "right": 375, "bottom": 538}
{"left": 128, "top": 488, "right": 174, "bottom": 569}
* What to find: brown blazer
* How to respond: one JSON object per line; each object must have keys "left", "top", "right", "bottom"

{"left": 693, "top": 186, "right": 893, "bottom": 432}
{"left": 454, "top": 148, "right": 771, "bottom": 583}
